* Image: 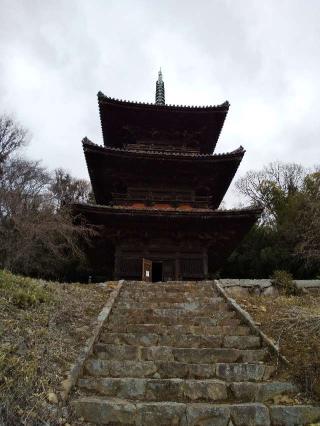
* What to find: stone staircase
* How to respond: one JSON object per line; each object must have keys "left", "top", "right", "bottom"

{"left": 72, "top": 281, "right": 320, "bottom": 425}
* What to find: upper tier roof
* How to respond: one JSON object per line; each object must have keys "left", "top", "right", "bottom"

{"left": 98, "top": 92, "right": 230, "bottom": 154}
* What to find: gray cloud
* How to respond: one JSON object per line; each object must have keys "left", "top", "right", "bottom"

{"left": 1, "top": 0, "right": 319, "bottom": 206}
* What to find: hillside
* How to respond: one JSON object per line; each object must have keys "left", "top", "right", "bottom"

{"left": 233, "top": 292, "right": 320, "bottom": 402}
{"left": 0, "top": 270, "right": 114, "bottom": 425}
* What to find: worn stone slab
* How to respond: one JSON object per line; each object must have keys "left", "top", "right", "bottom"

{"left": 295, "top": 279, "right": 320, "bottom": 289}
{"left": 121, "top": 289, "right": 214, "bottom": 299}
{"left": 72, "top": 396, "right": 136, "bottom": 424}
{"left": 269, "top": 405, "right": 320, "bottom": 425}
{"left": 113, "top": 303, "right": 229, "bottom": 315}
{"left": 219, "top": 279, "right": 272, "bottom": 289}
{"left": 94, "top": 341, "right": 268, "bottom": 363}
{"left": 216, "top": 363, "right": 268, "bottom": 382}
{"left": 136, "top": 401, "right": 186, "bottom": 425}
{"left": 85, "top": 358, "right": 157, "bottom": 378}
{"left": 230, "top": 381, "right": 298, "bottom": 402}
{"left": 101, "top": 332, "right": 226, "bottom": 348}
{"left": 121, "top": 295, "right": 217, "bottom": 304}
{"left": 183, "top": 404, "right": 230, "bottom": 426}
{"left": 108, "top": 311, "right": 236, "bottom": 326}
{"left": 107, "top": 320, "right": 243, "bottom": 334}
{"left": 85, "top": 358, "right": 276, "bottom": 382}
{"left": 116, "top": 299, "right": 225, "bottom": 310}
{"left": 224, "top": 335, "right": 261, "bottom": 349}
{"left": 230, "top": 403, "right": 270, "bottom": 426}
{"left": 78, "top": 377, "right": 228, "bottom": 402}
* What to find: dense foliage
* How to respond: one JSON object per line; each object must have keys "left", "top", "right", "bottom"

{"left": 222, "top": 162, "right": 320, "bottom": 278}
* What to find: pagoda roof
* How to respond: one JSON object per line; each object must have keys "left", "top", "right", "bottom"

{"left": 98, "top": 92, "right": 230, "bottom": 154}
{"left": 73, "top": 202, "right": 262, "bottom": 221}
{"left": 82, "top": 137, "right": 244, "bottom": 160}
{"left": 82, "top": 139, "right": 245, "bottom": 208}
{"left": 73, "top": 202, "right": 262, "bottom": 273}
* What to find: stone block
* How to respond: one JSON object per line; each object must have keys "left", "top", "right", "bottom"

{"left": 94, "top": 343, "right": 139, "bottom": 360}
{"left": 224, "top": 335, "right": 261, "bottom": 349}
{"left": 181, "top": 379, "right": 227, "bottom": 401}
{"left": 184, "top": 403, "right": 230, "bottom": 426}
{"left": 136, "top": 401, "right": 186, "bottom": 425}
{"left": 270, "top": 405, "right": 320, "bottom": 425}
{"left": 240, "top": 348, "right": 268, "bottom": 362}
{"left": 72, "top": 397, "right": 136, "bottom": 424}
{"left": 141, "top": 346, "right": 174, "bottom": 361}
{"left": 216, "top": 363, "right": 266, "bottom": 382}
{"left": 256, "top": 381, "right": 298, "bottom": 402}
{"left": 230, "top": 403, "right": 270, "bottom": 426}
{"left": 172, "top": 348, "right": 241, "bottom": 364}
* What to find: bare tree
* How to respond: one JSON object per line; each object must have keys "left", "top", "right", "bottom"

{"left": 50, "top": 168, "right": 91, "bottom": 210}
{"left": 295, "top": 171, "right": 320, "bottom": 264}
{"left": 0, "top": 115, "right": 27, "bottom": 166}
{"left": 0, "top": 115, "right": 94, "bottom": 279}
{"left": 235, "top": 162, "right": 306, "bottom": 224}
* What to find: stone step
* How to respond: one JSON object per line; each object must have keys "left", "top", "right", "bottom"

{"left": 120, "top": 295, "right": 217, "bottom": 304}
{"left": 106, "top": 322, "right": 246, "bottom": 335}
{"left": 72, "top": 398, "right": 274, "bottom": 425}
{"left": 121, "top": 289, "right": 216, "bottom": 299}
{"left": 126, "top": 282, "right": 214, "bottom": 290}
{"left": 115, "top": 298, "right": 225, "bottom": 310}
{"left": 124, "top": 283, "right": 215, "bottom": 291}
{"left": 85, "top": 359, "right": 275, "bottom": 381}
{"left": 108, "top": 312, "right": 237, "bottom": 327}
{"left": 94, "top": 343, "right": 268, "bottom": 363}
{"left": 100, "top": 332, "right": 261, "bottom": 349}
{"left": 78, "top": 377, "right": 297, "bottom": 403}
{"left": 112, "top": 302, "right": 229, "bottom": 315}
{"left": 78, "top": 377, "right": 228, "bottom": 402}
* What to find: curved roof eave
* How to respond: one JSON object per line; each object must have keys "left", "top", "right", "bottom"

{"left": 97, "top": 91, "right": 230, "bottom": 112}
{"left": 73, "top": 202, "right": 263, "bottom": 220}
{"left": 82, "top": 138, "right": 245, "bottom": 162}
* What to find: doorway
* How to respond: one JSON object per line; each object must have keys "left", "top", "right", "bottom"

{"left": 152, "top": 262, "right": 163, "bottom": 282}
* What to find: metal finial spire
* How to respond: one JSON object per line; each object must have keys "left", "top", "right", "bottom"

{"left": 155, "top": 68, "right": 165, "bottom": 105}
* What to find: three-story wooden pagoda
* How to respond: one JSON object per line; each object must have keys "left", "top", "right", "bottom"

{"left": 74, "top": 71, "right": 261, "bottom": 281}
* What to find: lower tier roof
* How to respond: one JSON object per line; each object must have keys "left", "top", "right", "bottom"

{"left": 73, "top": 202, "right": 262, "bottom": 223}
{"left": 73, "top": 203, "right": 262, "bottom": 272}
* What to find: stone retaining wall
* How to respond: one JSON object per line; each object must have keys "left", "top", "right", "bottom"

{"left": 218, "top": 279, "right": 320, "bottom": 297}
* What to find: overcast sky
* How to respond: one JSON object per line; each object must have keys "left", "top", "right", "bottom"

{"left": 1, "top": 0, "right": 319, "bottom": 206}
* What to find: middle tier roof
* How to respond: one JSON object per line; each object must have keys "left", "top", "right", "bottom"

{"left": 83, "top": 139, "right": 245, "bottom": 209}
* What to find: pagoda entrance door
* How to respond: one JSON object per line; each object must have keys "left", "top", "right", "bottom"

{"left": 152, "top": 262, "right": 163, "bottom": 282}
{"left": 142, "top": 258, "right": 152, "bottom": 282}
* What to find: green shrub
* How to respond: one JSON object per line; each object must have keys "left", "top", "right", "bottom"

{"left": 271, "top": 270, "right": 302, "bottom": 296}
{"left": 0, "top": 270, "right": 53, "bottom": 308}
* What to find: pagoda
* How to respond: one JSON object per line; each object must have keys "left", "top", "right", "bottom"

{"left": 74, "top": 70, "right": 262, "bottom": 281}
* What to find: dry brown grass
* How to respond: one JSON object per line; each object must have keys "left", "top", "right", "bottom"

{"left": 234, "top": 292, "right": 320, "bottom": 401}
{"left": 0, "top": 270, "right": 114, "bottom": 425}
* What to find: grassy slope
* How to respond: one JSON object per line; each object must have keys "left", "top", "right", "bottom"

{"left": 0, "top": 270, "right": 114, "bottom": 425}
{"left": 233, "top": 292, "right": 320, "bottom": 401}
